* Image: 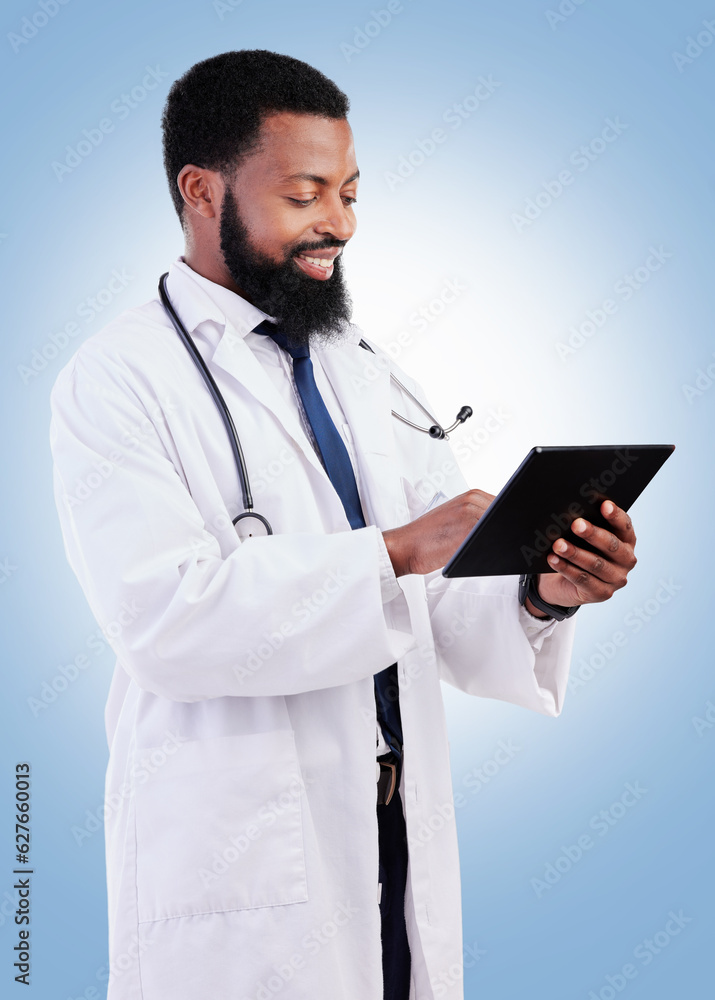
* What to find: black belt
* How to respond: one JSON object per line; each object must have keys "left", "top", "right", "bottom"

{"left": 377, "top": 751, "right": 400, "bottom": 806}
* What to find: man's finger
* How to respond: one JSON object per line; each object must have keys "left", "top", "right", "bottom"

{"left": 569, "top": 517, "right": 637, "bottom": 569}
{"left": 550, "top": 537, "right": 629, "bottom": 588}
{"left": 546, "top": 553, "right": 616, "bottom": 603}
{"left": 599, "top": 501, "right": 637, "bottom": 544}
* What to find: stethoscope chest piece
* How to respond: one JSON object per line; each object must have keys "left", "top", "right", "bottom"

{"left": 233, "top": 511, "right": 273, "bottom": 539}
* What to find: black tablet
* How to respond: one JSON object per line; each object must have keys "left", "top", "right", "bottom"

{"left": 442, "top": 444, "right": 675, "bottom": 578}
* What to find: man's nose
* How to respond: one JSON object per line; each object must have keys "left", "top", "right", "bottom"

{"left": 313, "top": 197, "right": 356, "bottom": 243}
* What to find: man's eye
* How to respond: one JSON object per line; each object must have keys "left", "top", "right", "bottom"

{"left": 343, "top": 196, "right": 357, "bottom": 205}
{"left": 288, "top": 198, "right": 316, "bottom": 206}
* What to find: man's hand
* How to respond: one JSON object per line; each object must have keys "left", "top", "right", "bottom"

{"left": 382, "top": 489, "right": 495, "bottom": 577}
{"left": 383, "top": 492, "right": 637, "bottom": 615}
{"left": 535, "top": 501, "right": 637, "bottom": 611}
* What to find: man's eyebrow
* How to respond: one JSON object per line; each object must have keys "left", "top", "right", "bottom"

{"left": 283, "top": 170, "right": 360, "bottom": 185}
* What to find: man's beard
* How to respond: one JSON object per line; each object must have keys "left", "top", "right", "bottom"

{"left": 219, "top": 186, "right": 353, "bottom": 347}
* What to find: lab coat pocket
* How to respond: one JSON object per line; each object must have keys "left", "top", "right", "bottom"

{"left": 134, "top": 730, "right": 308, "bottom": 922}
{"left": 402, "top": 478, "right": 448, "bottom": 521}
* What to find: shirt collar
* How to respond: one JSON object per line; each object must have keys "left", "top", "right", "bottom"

{"left": 164, "top": 257, "right": 273, "bottom": 345}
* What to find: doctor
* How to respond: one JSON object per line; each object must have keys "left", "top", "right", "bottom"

{"left": 50, "top": 50, "right": 637, "bottom": 1000}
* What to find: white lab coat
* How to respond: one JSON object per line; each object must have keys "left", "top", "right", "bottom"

{"left": 49, "top": 260, "right": 576, "bottom": 1000}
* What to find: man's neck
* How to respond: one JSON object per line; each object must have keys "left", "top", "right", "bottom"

{"left": 182, "top": 249, "right": 248, "bottom": 301}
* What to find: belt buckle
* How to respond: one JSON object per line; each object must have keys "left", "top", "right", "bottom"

{"left": 377, "top": 753, "right": 397, "bottom": 806}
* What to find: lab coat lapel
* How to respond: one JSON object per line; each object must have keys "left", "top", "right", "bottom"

{"left": 318, "top": 340, "right": 406, "bottom": 530}
{"left": 211, "top": 331, "right": 358, "bottom": 531}
{"left": 165, "top": 260, "right": 328, "bottom": 484}
{"left": 211, "top": 325, "right": 329, "bottom": 479}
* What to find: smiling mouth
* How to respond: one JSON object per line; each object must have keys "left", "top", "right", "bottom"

{"left": 293, "top": 249, "right": 342, "bottom": 280}
{"left": 297, "top": 250, "right": 341, "bottom": 268}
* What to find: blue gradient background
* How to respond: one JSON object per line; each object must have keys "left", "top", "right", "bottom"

{"left": 1, "top": 1, "right": 712, "bottom": 997}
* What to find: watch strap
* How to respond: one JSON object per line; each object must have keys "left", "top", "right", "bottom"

{"left": 518, "top": 573, "right": 579, "bottom": 622}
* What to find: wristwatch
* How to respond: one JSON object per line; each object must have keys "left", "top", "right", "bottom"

{"left": 518, "top": 573, "right": 580, "bottom": 622}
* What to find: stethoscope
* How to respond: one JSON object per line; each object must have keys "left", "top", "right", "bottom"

{"left": 158, "top": 273, "right": 472, "bottom": 537}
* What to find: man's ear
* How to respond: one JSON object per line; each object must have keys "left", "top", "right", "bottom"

{"left": 177, "top": 165, "right": 224, "bottom": 221}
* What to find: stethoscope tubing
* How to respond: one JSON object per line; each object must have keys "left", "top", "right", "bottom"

{"left": 358, "top": 339, "right": 471, "bottom": 439}
{"left": 159, "top": 273, "right": 256, "bottom": 515}
{"left": 158, "top": 274, "right": 471, "bottom": 529}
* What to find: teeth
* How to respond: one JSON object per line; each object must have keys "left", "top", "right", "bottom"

{"left": 301, "top": 255, "right": 333, "bottom": 268}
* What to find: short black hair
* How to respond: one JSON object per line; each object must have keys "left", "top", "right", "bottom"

{"left": 161, "top": 50, "right": 350, "bottom": 226}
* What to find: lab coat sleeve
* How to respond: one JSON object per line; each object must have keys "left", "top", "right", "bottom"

{"left": 49, "top": 353, "right": 415, "bottom": 703}
{"left": 425, "top": 571, "right": 577, "bottom": 716}
{"left": 376, "top": 530, "right": 402, "bottom": 604}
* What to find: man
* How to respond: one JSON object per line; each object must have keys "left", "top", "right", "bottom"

{"left": 50, "top": 50, "right": 637, "bottom": 1000}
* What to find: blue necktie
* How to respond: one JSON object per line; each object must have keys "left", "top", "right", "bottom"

{"left": 254, "top": 320, "right": 403, "bottom": 758}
